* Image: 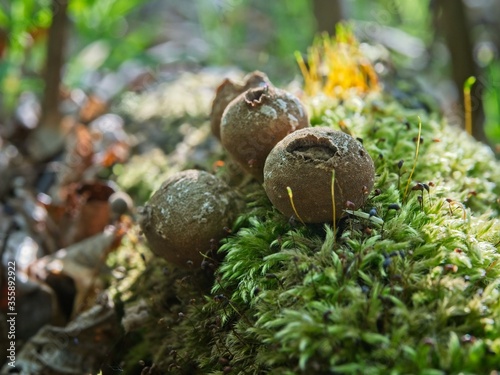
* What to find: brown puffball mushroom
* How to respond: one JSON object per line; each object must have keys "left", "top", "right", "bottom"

{"left": 263, "top": 127, "right": 375, "bottom": 223}
{"left": 211, "top": 71, "right": 271, "bottom": 140}
{"left": 220, "top": 85, "right": 309, "bottom": 182}
{"left": 139, "top": 170, "right": 243, "bottom": 268}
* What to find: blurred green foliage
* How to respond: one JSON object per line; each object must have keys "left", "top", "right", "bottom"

{"left": 0, "top": 0, "right": 156, "bottom": 117}
{"left": 195, "top": 0, "right": 316, "bottom": 83}
{"left": 484, "top": 62, "right": 500, "bottom": 143}
{"left": 0, "top": 0, "right": 51, "bottom": 112}
{"left": 349, "top": 0, "right": 432, "bottom": 43}
{"left": 66, "top": 0, "right": 156, "bottom": 87}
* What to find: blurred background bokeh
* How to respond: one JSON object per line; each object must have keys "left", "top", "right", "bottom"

{"left": 0, "top": 0, "right": 499, "bottom": 146}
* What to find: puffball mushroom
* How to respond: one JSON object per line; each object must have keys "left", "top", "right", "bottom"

{"left": 220, "top": 85, "right": 309, "bottom": 181}
{"left": 210, "top": 71, "right": 271, "bottom": 140}
{"left": 263, "top": 127, "right": 375, "bottom": 223}
{"left": 139, "top": 170, "right": 243, "bottom": 268}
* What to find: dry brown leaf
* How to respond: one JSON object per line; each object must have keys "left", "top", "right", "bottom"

{"left": 12, "top": 298, "right": 119, "bottom": 375}
{"left": 79, "top": 95, "right": 108, "bottom": 123}
{"left": 28, "top": 226, "right": 123, "bottom": 319}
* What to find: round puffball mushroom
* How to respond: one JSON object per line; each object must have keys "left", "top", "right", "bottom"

{"left": 210, "top": 71, "right": 271, "bottom": 140}
{"left": 139, "top": 170, "right": 243, "bottom": 268}
{"left": 220, "top": 85, "right": 309, "bottom": 182}
{"left": 263, "top": 127, "right": 375, "bottom": 223}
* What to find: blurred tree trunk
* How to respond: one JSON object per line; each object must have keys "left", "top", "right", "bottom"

{"left": 41, "top": 0, "right": 68, "bottom": 128}
{"left": 0, "top": 28, "right": 7, "bottom": 58}
{"left": 312, "top": 0, "right": 343, "bottom": 34}
{"left": 433, "top": 0, "right": 487, "bottom": 143}
{"left": 27, "top": 0, "right": 70, "bottom": 161}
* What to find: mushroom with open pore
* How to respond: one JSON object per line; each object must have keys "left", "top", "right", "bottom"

{"left": 263, "top": 127, "right": 375, "bottom": 223}
{"left": 220, "top": 85, "right": 309, "bottom": 181}
{"left": 210, "top": 71, "right": 271, "bottom": 140}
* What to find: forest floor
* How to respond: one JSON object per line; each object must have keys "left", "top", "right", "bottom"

{"left": 1, "top": 26, "right": 500, "bottom": 374}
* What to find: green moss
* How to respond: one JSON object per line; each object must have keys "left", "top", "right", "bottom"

{"left": 138, "top": 85, "right": 500, "bottom": 373}
{"left": 111, "top": 33, "right": 499, "bottom": 373}
{"left": 115, "top": 148, "right": 171, "bottom": 203}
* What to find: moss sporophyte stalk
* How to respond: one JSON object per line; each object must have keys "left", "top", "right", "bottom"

{"left": 138, "top": 26, "right": 500, "bottom": 374}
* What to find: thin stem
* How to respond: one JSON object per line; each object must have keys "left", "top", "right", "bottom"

{"left": 331, "top": 170, "right": 336, "bottom": 239}
{"left": 287, "top": 186, "right": 305, "bottom": 225}
{"left": 464, "top": 76, "right": 476, "bottom": 136}
{"left": 403, "top": 118, "right": 422, "bottom": 201}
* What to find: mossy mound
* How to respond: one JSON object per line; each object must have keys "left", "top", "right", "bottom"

{"left": 137, "top": 86, "right": 500, "bottom": 374}
{"left": 119, "top": 32, "right": 500, "bottom": 374}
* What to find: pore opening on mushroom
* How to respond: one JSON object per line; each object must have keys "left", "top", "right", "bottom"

{"left": 244, "top": 86, "right": 269, "bottom": 106}
{"left": 287, "top": 136, "right": 338, "bottom": 161}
